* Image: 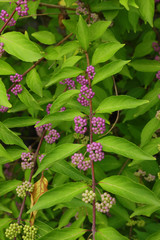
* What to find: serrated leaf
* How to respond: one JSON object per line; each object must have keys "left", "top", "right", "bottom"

{"left": 92, "top": 60, "right": 130, "bottom": 85}
{"left": 130, "top": 59, "right": 160, "bottom": 72}
{"left": 0, "top": 32, "right": 43, "bottom": 62}
{"left": 28, "top": 182, "right": 87, "bottom": 212}
{"left": 95, "top": 227, "right": 128, "bottom": 240}
{"left": 26, "top": 68, "right": 43, "bottom": 97}
{"left": 97, "top": 136, "right": 155, "bottom": 165}
{"left": 88, "top": 21, "right": 111, "bottom": 41}
{"left": 92, "top": 42, "right": 125, "bottom": 65}
{"left": 35, "top": 110, "right": 84, "bottom": 128}
{"left": 0, "top": 180, "right": 21, "bottom": 196}
{"left": 0, "top": 122, "right": 27, "bottom": 149}
{"left": 32, "top": 31, "right": 56, "bottom": 45}
{"left": 96, "top": 95, "right": 148, "bottom": 113}
{"left": 99, "top": 176, "right": 160, "bottom": 205}
{"left": 46, "top": 67, "right": 83, "bottom": 87}
{"left": 0, "top": 60, "right": 16, "bottom": 75}
{"left": 30, "top": 175, "right": 48, "bottom": 225}
{"left": 141, "top": 117, "right": 160, "bottom": 147}
{"left": 136, "top": 0, "right": 154, "bottom": 27}
{"left": 33, "top": 143, "right": 84, "bottom": 177}
{"left": 50, "top": 90, "right": 80, "bottom": 113}
{"left": 76, "top": 15, "right": 89, "bottom": 50}
{"left": 0, "top": 79, "right": 11, "bottom": 107}
{"left": 3, "top": 117, "right": 39, "bottom": 128}
{"left": 51, "top": 160, "right": 90, "bottom": 182}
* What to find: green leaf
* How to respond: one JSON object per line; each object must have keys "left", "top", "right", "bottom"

{"left": 18, "top": 87, "right": 42, "bottom": 116}
{"left": 142, "top": 138, "right": 160, "bottom": 155}
{"left": 133, "top": 40, "right": 154, "bottom": 58}
{"left": 120, "top": 0, "right": 129, "bottom": 10}
{"left": 26, "top": 68, "right": 43, "bottom": 97}
{"left": 51, "top": 160, "right": 90, "bottom": 182}
{"left": 96, "top": 95, "right": 148, "bottom": 113}
{"left": 28, "top": 182, "right": 87, "bottom": 212}
{"left": 0, "top": 32, "right": 43, "bottom": 62}
{"left": 0, "top": 122, "right": 27, "bottom": 149}
{"left": 91, "top": 1, "right": 122, "bottom": 12}
{"left": 0, "top": 180, "right": 21, "bottom": 196}
{"left": 88, "top": 21, "right": 111, "bottom": 41}
{"left": 130, "top": 205, "right": 160, "bottom": 218}
{"left": 33, "top": 143, "right": 84, "bottom": 177}
{"left": 0, "top": 144, "right": 13, "bottom": 162}
{"left": 3, "top": 117, "right": 39, "bottom": 128}
{"left": 0, "top": 60, "right": 16, "bottom": 75}
{"left": 97, "top": 136, "right": 155, "bottom": 166}
{"left": 62, "top": 56, "right": 82, "bottom": 69}
{"left": 95, "top": 227, "right": 128, "bottom": 240}
{"left": 92, "top": 42, "right": 125, "bottom": 65}
{"left": 58, "top": 208, "right": 78, "bottom": 228}
{"left": 129, "top": 0, "right": 139, "bottom": 8}
{"left": 136, "top": 0, "right": 154, "bottom": 27}
{"left": 76, "top": 15, "right": 89, "bottom": 51}
{"left": 99, "top": 175, "right": 160, "bottom": 205}
{"left": 0, "top": 79, "right": 11, "bottom": 107}
{"left": 46, "top": 67, "right": 83, "bottom": 87}
{"left": 141, "top": 117, "right": 160, "bottom": 147}
{"left": 146, "top": 231, "right": 160, "bottom": 240}
{"left": 32, "top": 31, "right": 56, "bottom": 45}
{"left": 0, "top": 203, "right": 12, "bottom": 213}
{"left": 92, "top": 60, "right": 130, "bottom": 85}
{"left": 50, "top": 90, "right": 80, "bottom": 113}
{"left": 129, "top": 59, "right": 160, "bottom": 72}
{"left": 37, "top": 228, "right": 86, "bottom": 240}
{"left": 35, "top": 110, "right": 85, "bottom": 128}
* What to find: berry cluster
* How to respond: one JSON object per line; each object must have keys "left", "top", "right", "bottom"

{"left": 35, "top": 121, "right": 52, "bottom": 136}
{"left": 74, "top": 116, "right": 87, "bottom": 134}
{"left": 156, "top": 71, "right": 160, "bottom": 80}
{"left": 0, "top": 42, "right": 5, "bottom": 57}
{"left": 22, "top": 225, "right": 37, "bottom": 240}
{"left": 87, "top": 142, "right": 104, "bottom": 162}
{"left": 10, "top": 73, "right": 23, "bottom": 83}
{"left": 76, "top": 75, "right": 89, "bottom": 85}
{"left": 21, "top": 152, "right": 34, "bottom": 170}
{"left": 86, "top": 65, "right": 96, "bottom": 80}
{"left": 96, "top": 192, "right": 116, "bottom": 213}
{"left": 59, "top": 78, "right": 75, "bottom": 90}
{"left": 91, "top": 117, "right": 106, "bottom": 134}
{"left": 11, "top": 84, "right": 23, "bottom": 95}
{"left": 71, "top": 153, "right": 91, "bottom": 171}
{"left": 44, "top": 129, "right": 60, "bottom": 144}
{"left": 0, "top": 94, "right": 10, "bottom": 113}
{"left": 46, "top": 103, "right": 52, "bottom": 114}
{"left": 5, "top": 223, "right": 22, "bottom": 239}
{"left": 16, "top": 181, "right": 34, "bottom": 198}
{"left": 126, "top": 219, "right": 145, "bottom": 227}
{"left": 82, "top": 190, "right": 96, "bottom": 203}
{"left": 134, "top": 169, "right": 155, "bottom": 182}
{"left": 0, "top": 10, "right": 16, "bottom": 26}
{"left": 77, "top": 85, "right": 95, "bottom": 106}
{"left": 76, "top": 0, "right": 88, "bottom": 15}
{"left": 16, "top": 0, "right": 29, "bottom": 16}
{"left": 60, "top": 106, "right": 66, "bottom": 112}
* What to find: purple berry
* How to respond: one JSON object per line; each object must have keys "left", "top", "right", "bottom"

{"left": 0, "top": 10, "right": 16, "bottom": 26}
{"left": 16, "top": 0, "right": 29, "bottom": 16}
{"left": 35, "top": 121, "right": 52, "bottom": 137}
{"left": 21, "top": 152, "right": 34, "bottom": 170}
{"left": 44, "top": 129, "right": 60, "bottom": 144}
{"left": 0, "top": 42, "right": 5, "bottom": 57}
{"left": 91, "top": 117, "right": 106, "bottom": 134}
{"left": 76, "top": 75, "right": 89, "bottom": 85}
{"left": 156, "top": 71, "right": 160, "bottom": 80}
{"left": 11, "top": 84, "right": 22, "bottom": 95}
{"left": 59, "top": 78, "right": 75, "bottom": 90}
{"left": 71, "top": 153, "right": 91, "bottom": 171}
{"left": 77, "top": 85, "right": 95, "bottom": 106}
{"left": 60, "top": 106, "right": 66, "bottom": 112}
{"left": 87, "top": 142, "right": 104, "bottom": 162}
{"left": 10, "top": 73, "right": 23, "bottom": 83}
{"left": 86, "top": 65, "right": 96, "bottom": 80}
{"left": 74, "top": 116, "right": 87, "bottom": 134}
{"left": 0, "top": 94, "right": 10, "bottom": 113}
{"left": 46, "top": 103, "right": 52, "bottom": 114}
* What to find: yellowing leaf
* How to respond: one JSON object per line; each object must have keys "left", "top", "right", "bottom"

{"left": 30, "top": 175, "right": 48, "bottom": 225}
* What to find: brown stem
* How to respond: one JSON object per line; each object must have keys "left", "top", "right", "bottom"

{"left": 0, "top": 6, "right": 20, "bottom": 35}
{"left": 17, "top": 130, "right": 46, "bottom": 225}
{"left": 39, "top": 2, "right": 76, "bottom": 11}
{"left": 85, "top": 51, "right": 96, "bottom": 240}
{"left": 118, "top": 159, "right": 130, "bottom": 175}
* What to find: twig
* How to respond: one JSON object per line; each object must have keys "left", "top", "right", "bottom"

{"left": 39, "top": 2, "right": 76, "bottom": 11}
{"left": 85, "top": 51, "right": 96, "bottom": 240}
{"left": 118, "top": 159, "right": 130, "bottom": 175}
